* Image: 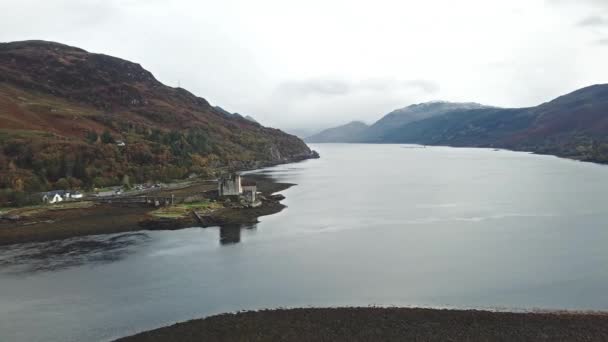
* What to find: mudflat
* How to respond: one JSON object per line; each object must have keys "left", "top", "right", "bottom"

{"left": 116, "top": 307, "right": 608, "bottom": 342}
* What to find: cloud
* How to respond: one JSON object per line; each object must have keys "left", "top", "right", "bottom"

{"left": 267, "top": 78, "right": 441, "bottom": 132}
{"left": 275, "top": 78, "right": 439, "bottom": 98}
{"left": 277, "top": 79, "right": 351, "bottom": 97}
{"left": 548, "top": 0, "right": 608, "bottom": 8}
{"left": 577, "top": 15, "right": 608, "bottom": 27}
{"left": 3, "top": 0, "right": 608, "bottom": 133}
{"left": 574, "top": 14, "right": 608, "bottom": 45}
{"left": 596, "top": 38, "right": 608, "bottom": 45}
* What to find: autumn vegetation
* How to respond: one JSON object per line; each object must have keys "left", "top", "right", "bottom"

{"left": 0, "top": 40, "right": 313, "bottom": 206}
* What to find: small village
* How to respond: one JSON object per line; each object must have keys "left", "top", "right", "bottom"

{"left": 0, "top": 173, "right": 270, "bottom": 229}
{"left": 0, "top": 171, "right": 290, "bottom": 247}
{"left": 35, "top": 173, "right": 260, "bottom": 208}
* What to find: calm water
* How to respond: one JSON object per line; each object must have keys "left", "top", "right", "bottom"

{"left": 1, "top": 144, "right": 608, "bottom": 342}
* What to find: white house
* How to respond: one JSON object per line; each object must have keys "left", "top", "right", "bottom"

{"left": 71, "top": 192, "right": 84, "bottom": 199}
{"left": 42, "top": 190, "right": 70, "bottom": 204}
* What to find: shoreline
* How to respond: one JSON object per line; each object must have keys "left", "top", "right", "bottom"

{"left": 0, "top": 173, "right": 295, "bottom": 246}
{"left": 309, "top": 142, "right": 608, "bottom": 166}
{"left": 115, "top": 307, "right": 608, "bottom": 342}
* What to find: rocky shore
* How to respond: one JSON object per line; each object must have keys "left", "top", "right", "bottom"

{"left": 0, "top": 174, "right": 294, "bottom": 246}
{"left": 116, "top": 307, "right": 608, "bottom": 342}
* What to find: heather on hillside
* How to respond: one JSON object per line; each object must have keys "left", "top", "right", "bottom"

{"left": 0, "top": 41, "right": 314, "bottom": 205}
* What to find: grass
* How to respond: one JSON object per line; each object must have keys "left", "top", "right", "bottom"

{"left": 24, "top": 102, "right": 98, "bottom": 117}
{"left": 0, "top": 128, "right": 53, "bottom": 140}
{"left": 2, "top": 201, "right": 95, "bottom": 217}
{"left": 95, "top": 186, "right": 121, "bottom": 193}
{"left": 1, "top": 84, "right": 100, "bottom": 117}
{"left": 150, "top": 200, "right": 222, "bottom": 219}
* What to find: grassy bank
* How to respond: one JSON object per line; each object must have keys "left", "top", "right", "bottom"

{"left": 0, "top": 201, "right": 95, "bottom": 218}
{"left": 149, "top": 201, "right": 222, "bottom": 219}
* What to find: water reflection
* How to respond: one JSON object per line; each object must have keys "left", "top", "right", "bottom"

{"left": 0, "top": 232, "right": 150, "bottom": 275}
{"left": 0, "top": 222, "right": 261, "bottom": 274}
{"left": 219, "top": 224, "right": 257, "bottom": 245}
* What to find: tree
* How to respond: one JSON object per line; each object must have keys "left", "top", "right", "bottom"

{"left": 13, "top": 178, "right": 24, "bottom": 192}
{"left": 67, "top": 177, "right": 83, "bottom": 189}
{"left": 86, "top": 131, "right": 98, "bottom": 144}
{"left": 101, "top": 130, "right": 115, "bottom": 144}
{"left": 24, "top": 176, "right": 46, "bottom": 192}
{"left": 0, "top": 153, "right": 7, "bottom": 170}
{"left": 122, "top": 174, "right": 131, "bottom": 189}
{"left": 73, "top": 155, "right": 87, "bottom": 181}
{"left": 54, "top": 178, "right": 70, "bottom": 190}
{"left": 11, "top": 191, "right": 34, "bottom": 207}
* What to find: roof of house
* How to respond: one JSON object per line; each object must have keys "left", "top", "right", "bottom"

{"left": 242, "top": 180, "right": 257, "bottom": 186}
{"left": 44, "top": 190, "right": 68, "bottom": 196}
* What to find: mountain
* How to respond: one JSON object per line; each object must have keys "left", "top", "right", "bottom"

{"left": 312, "top": 84, "right": 608, "bottom": 164}
{"left": 0, "top": 40, "right": 315, "bottom": 196}
{"left": 285, "top": 127, "right": 320, "bottom": 139}
{"left": 305, "top": 121, "right": 369, "bottom": 143}
{"left": 361, "top": 101, "right": 490, "bottom": 142}
{"left": 382, "top": 85, "right": 608, "bottom": 157}
{"left": 213, "top": 106, "right": 233, "bottom": 116}
{"left": 305, "top": 102, "right": 490, "bottom": 143}
{"left": 380, "top": 106, "right": 533, "bottom": 146}
{"left": 214, "top": 106, "right": 260, "bottom": 124}
{"left": 244, "top": 115, "right": 258, "bottom": 124}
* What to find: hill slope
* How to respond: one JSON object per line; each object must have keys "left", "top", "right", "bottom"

{"left": 0, "top": 40, "right": 314, "bottom": 197}
{"left": 306, "top": 102, "right": 490, "bottom": 143}
{"left": 361, "top": 101, "right": 490, "bottom": 142}
{"left": 381, "top": 85, "right": 608, "bottom": 162}
{"left": 305, "top": 121, "right": 369, "bottom": 143}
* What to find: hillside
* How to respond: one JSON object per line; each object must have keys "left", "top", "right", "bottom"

{"left": 304, "top": 121, "right": 369, "bottom": 143}
{"left": 306, "top": 102, "right": 490, "bottom": 143}
{"left": 381, "top": 85, "right": 608, "bottom": 162}
{"left": 360, "top": 101, "right": 490, "bottom": 142}
{"left": 214, "top": 106, "right": 259, "bottom": 124}
{"left": 309, "top": 85, "right": 608, "bottom": 163}
{"left": 0, "top": 40, "right": 315, "bottom": 201}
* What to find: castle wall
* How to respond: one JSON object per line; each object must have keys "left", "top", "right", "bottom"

{"left": 219, "top": 174, "right": 242, "bottom": 196}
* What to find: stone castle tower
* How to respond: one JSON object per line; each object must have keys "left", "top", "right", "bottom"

{"left": 218, "top": 174, "right": 242, "bottom": 196}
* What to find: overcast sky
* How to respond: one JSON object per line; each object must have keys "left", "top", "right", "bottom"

{"left": 1, "top": 0, "right": 607, "bottom": 135}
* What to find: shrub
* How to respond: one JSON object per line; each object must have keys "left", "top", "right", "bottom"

{"left": 101, "top": 130, "right": 115, "bottom": 144}
{"left": 86, "top": 131, "right": 98, "bottom": 144}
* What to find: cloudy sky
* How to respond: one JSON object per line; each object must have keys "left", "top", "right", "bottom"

{"left": 1, "top": 0, "right": 607, "bottom": 135}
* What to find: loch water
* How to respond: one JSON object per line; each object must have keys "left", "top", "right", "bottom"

{"left": 1, "top": 144, "right": 608, "bottom": 342}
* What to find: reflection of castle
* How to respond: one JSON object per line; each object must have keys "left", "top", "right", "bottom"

{"left": 218, "top": 174, "right": 259, "bottom": 206}
{"left": 219, "top": 224, "right": 257, "bottom": 245}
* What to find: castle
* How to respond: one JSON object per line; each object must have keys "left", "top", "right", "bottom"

{"left": 218, "top": 174, "right": 258, "bottom": 205}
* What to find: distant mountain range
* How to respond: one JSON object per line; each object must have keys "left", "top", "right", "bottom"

{"left": 306, "top": 85, "right": 608, "bottom": 163}
{"left": 304, "top": 121, "right": 369, "bottom": 143}
{"left": 0, "top": 40, "right": 314, "bottom": 196}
